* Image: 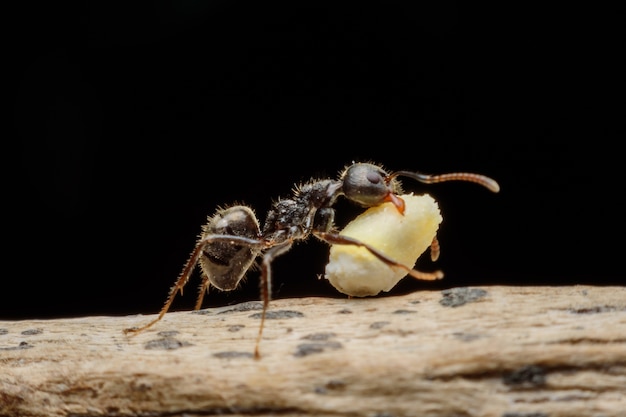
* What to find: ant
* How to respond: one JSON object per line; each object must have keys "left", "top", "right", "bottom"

{"left": 124, "top": 162, "right": 500, "bottom": 358}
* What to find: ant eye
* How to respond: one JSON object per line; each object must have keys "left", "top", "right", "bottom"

{"left": 366, "top": 171, "right": 382, "bottom": 184}
{"left": 341, "top": 163, "right": 396, "bottom": 207}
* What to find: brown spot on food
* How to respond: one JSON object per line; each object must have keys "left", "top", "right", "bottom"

{"left": 370, "top": 321, "right": 390, "bottom": 329}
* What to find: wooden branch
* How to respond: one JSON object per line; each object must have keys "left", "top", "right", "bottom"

{"left": 1, "top": 285, "right": 625, "bottom": 417}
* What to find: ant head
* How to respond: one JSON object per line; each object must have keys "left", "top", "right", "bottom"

{"left": 338, "top": 162, "right": 500, "bottom": 215}
{"left": 339, "top": 163, "right": 406, "bottom": 214}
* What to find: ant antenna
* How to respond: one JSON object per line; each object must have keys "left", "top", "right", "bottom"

{"left": 390, "top": 170, "right": 500, "bottom": 193}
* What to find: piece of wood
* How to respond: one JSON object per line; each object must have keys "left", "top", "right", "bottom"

{"left": 1, "top": 285, "right": 625, "bottom": 417}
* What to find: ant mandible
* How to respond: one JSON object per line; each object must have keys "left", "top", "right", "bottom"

{"left": 124, "top": 162, "right": 500, "bottom": 358}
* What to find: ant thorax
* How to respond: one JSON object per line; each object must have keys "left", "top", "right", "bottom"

{"left": 261, "top": 179, "right": 342, "bottom": 243}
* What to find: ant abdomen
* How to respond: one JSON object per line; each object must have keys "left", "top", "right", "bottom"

{"left": 198, "top": 206, "right": 261, "bottom": 291}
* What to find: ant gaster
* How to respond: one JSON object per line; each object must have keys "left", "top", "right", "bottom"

{"left": 124, "top": 162, "right": 500, "bottom": 358}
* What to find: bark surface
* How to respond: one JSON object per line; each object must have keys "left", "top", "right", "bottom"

{"left": 1, "top": 285, "right": 625, "bottom": 417}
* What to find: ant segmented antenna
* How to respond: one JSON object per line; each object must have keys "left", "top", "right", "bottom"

{"left": 390, "top": 170, "right": 501, "bottom": 193}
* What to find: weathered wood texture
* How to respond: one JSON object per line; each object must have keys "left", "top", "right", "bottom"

{"left": 1, "top": 285, "right": 625, "bottom": 417}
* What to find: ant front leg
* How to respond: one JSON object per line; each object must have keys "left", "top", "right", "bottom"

{"left": 316, "top": 231, "right": 443, "bottom": 281}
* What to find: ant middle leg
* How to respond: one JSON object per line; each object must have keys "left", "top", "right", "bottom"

{"left": 254, "top": 240, "right": 293, "bottom": 359}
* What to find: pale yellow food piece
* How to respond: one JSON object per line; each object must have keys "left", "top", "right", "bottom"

{"left": 324, "top": 194, "right": 442, "bottom": 297}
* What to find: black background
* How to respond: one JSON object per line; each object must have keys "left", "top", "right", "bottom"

{"left": 8, "top": 2, "right": 624, "bottom": 319}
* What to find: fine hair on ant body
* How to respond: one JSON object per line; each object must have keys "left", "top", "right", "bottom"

{"left": 124, "top": 162, "right": 500, "bottom": 358}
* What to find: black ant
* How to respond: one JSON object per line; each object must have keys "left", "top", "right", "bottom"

{"left": 124, "top": 162, "right": 500, "bottom": 358}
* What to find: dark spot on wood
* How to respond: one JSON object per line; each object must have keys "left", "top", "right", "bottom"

{"left": 0, "top": 341, "right": 33, "bottom": 351}
{"left": 157, "top": 330, "right": 179, "bottom": 337}
{"left": 503, "top": 365, "right": 546, "bottom": 387}
{"left": 192, "top": 309, "right": 211, "bottom": 315}
{"left": 409, "top": 300, "right": 421, "bottom": 304}
{"left": 314, "top": 379, "right": 347, "bottom": 394}
{"left": 392, "top": 309, "right": 416, "bottom": 314}
{"left": 193, "top": 301, "right": 264, "bottom": 315}
{"left": 452, "top": 332, "right": 482, "bottom": 342}
{"left": 439, "top": 287, "right": 488, "bottom": 307}
{"left": 325, "top": 379, "right": 346, "bottom": 390}
{"left": 569, "top": 305, "right": 620, "bottom": 314}
{"left": 218, "top": 301, "right": 264, "bottom": 314}
{"left": 21, "top": 328, "right": 43, "bottom": 336}
{"left": 249, "top": 310, "right": 304, "bottom": 319}
{"left": 294, "top": 341, "right": 342, "bottom": 357}
{"left": 552, "top": 336, "right": 626, "bottom": 344}
{"left": 131, "top": 382, "right": 152, "bottom": 392}
{"left": 502, "top": 413, "right": 548, "bottom": 417}
{"left": 213, "top": 351, "right": 255, "bottom": 359}
{"left": 0, "top": 391, "right": 23, "bottom": 409}
{"left": 144, "top": 338, "right": 192, "bottom": 350}
{"left": 337, "top": 308, "right": 353, "bottom": 314}
{"left": 301, "top": 332, "right": 336, "bottom": 341}
{"left": 0, "top": 329, "right": 8, "bottom": 335}
{"left": 370, "top": 321, "right": 390, "bottom": 329}
{"left": 228, "top": 325, "right": 245, "bottom": 332}
{"left": 219, "top": 301, "right": 263, "bottom": 314}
